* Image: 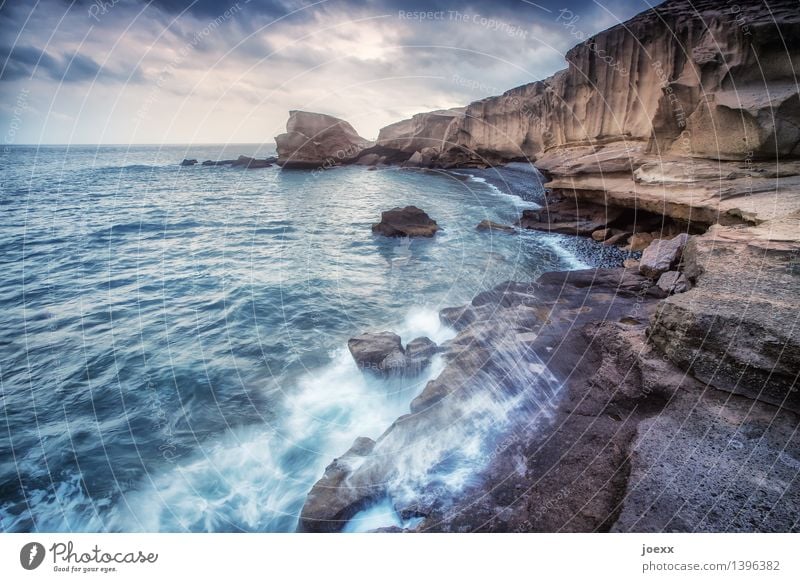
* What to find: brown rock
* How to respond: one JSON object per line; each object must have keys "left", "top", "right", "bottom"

{"left": 656, "top": 270, "right": 688, "bottom": 294}
{"left": 372, "top": 206, "right": 439, "bottom": 237}
{"left": 592, "top": 228, "right": 610, "bottom": 241}
{"left": 275, "top": 111, "right": 370, "bottom": 168}
{"left": 476, "top": 220, "right": 515, "bottom": 233}
{"left": 639, "top": 233, "right": 689, "bottom": 278}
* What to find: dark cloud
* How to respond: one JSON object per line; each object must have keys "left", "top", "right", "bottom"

{"left": 0, "top": 44, "right": 142, "bottom": 83}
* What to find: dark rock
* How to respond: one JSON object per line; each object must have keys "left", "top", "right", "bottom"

{"left": 347, "top": 332, "right": 405, "bottom": 376}
{"left": 231, "top": 155, "right": 273, "bottom": 168}
{"left": 518, "top": 200, "right": 623, "bottom": 236}
{"left": 405, "top": 336, "right": 438, "bottom": 360}
{"left": 372, "top": 206, "right": 439, "bottom": 238}
{"left": 639, "top": 233, "right": 689, "bottom": 278}
{"left": 180, "top": 159, "right": 198, "bottom": 166}
{"left": 476, "top": 220, "right": 516, "bottom": 233}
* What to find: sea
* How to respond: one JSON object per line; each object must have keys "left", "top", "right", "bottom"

{"left": 0, "top": 144, "right": 620, "bottom": 532}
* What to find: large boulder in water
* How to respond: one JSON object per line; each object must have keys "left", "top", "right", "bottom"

{"left": 347, "top": 332, "right": 438, "bottom": 377}
{"left": 348, "top": 332, "right": 405, "bottom": 376}
{"left": 275, "top": 110, "right": 371, "bottom": 169}
{"left": 372, "top": 206, "right": 439, "bottom": 237}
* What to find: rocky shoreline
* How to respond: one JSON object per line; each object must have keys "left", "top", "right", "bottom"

{"left": 273, "top": 0, "right": 799, "bottom": 532}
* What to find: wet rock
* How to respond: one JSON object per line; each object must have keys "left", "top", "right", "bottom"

{"left": 372, "top": 206, "right": 439, "bottom": 237}
{"left": 639, "top": 233, "right": 689, "bottom": 278}
{"left": 230, "top": 155, "right": 273, "bottom": 168}
{"left": 518, "top": 200, "right": 622, "bottom": 236}
{"left": 298, "top": 437, "right": 379, "bottom": 532}
{"left": 476, "top": 220, "right": 516, "bottom": 233}
{"left": 592, "top": 228, "right": 611, "bottom": 241}
{"left": 180, "top": 159, "right": 198, "bottom": 166}
{"left": 347, "top": 332, "right": 405, "bottom": 376}
{"left": 405, "top": 337, "right": 438, "bottom": 361}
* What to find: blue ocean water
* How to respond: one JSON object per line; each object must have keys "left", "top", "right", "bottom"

{"left": 0, "top": 144, "right": 589, "bottom": 532}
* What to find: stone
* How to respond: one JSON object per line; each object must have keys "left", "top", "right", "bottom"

{"left": 275, "top": 110, "right": 370, "bottom": 168}
{"left": 476, "top": 220, "right": 515, "bottom": 233}
{"left": 518, "top": 200, "right": 623, "bottom": 236}
{"left": 372, "top": 206, "right": 439, "bottom": 237}
{"left": 180, "top": 159, "right": 197, "bottom": 166}
{"left": 603, "top": 231, "right": 631, "bottom": 246}
{"left": 347, "top": 332, "right": 405, "bottom": 376}
{"left": 592, "top": 228, "right": 610, "bottom": 241}
{"left": 639, "top": 233, "right": 689, "bottom": 278}
{"left": 405, "top": 337, "right": 438, "bottom": 360}
{"left": 656, "top": 270, "right": 688, "bottom": 294}
{"left": 230, "top": 155, "right": 272, "bottom": 168}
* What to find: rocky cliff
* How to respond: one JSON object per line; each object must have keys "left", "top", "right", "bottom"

{"left": 290, "top": 0, "right": 800, "bottom": 532}
{"left": 379, "top": 0, "right": 800, "bottom": 166}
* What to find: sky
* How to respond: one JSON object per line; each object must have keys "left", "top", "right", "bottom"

{"left": 0, "top": 0, "right": 655, "bottom": 144}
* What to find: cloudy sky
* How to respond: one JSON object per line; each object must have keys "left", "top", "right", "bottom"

{"left": 0, "top": 0, "right": 653, "bottom": 144}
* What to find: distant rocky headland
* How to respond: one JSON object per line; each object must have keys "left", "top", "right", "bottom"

{"left": 276, "top": 0, "right": 800, "bottom": 532}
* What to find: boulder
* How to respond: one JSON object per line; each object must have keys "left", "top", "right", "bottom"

{"left": 347, "top": 333, "right": 438, "bottom": 377}
{"left": 591, "top": 228, "right": 610, "bottom": 241}
{"left": 476, "top": 220, "right": 515, "bottom": 233}
{"left": 347, "top": 332, "right": 405, "bottom": 376}
{"left": 275, "top": 110, "right": 371, "bottom": 169}
{"left": 372, "top": 206, "right": 439, "bottom": 237}
{"left": 405, "top": 336, "right": 438, "bottom": 361}
{"left": 180, "top": 159, "right": 198, "bottom": 166}
{"left": 639, "top": 233, "right": 690, "bottom": 278}
{"left": 656, "top": 270, "right": 688, "bottom": 294}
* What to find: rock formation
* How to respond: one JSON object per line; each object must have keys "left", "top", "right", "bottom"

{"left": 372, "top": 206, "right": 440, "bottom": 237}
{"left": 294, "top": 0, "right": 800, "bottom": 533}
{"left": 275, "top": 110, "right": 371, "bottom": 168}
{"left": 347, "top": 332, "right": 439, "bottom": 377}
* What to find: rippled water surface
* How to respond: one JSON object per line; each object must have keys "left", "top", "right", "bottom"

{"left": 0, "top": 144, "right": 584, "bottom": 532}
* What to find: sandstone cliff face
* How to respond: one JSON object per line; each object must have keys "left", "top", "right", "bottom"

{"left": 275, "top": 110, "right": 370, "bottom": 168}
{"left": 376, "top": 108, "right": 465, "bottom": 154}
{"left": 434, "top": 0, "right": 800, "bottom": 164}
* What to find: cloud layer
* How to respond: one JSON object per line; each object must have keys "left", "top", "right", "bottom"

{"left": 0, "top": 0, "right": 653, "bottom": 144}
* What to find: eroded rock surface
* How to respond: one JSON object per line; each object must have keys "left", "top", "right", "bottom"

{"left": 372, "top": 206, "right": 440, "bottom": 237}
{"left": 276, "top": 110, "right": 370, "bottom": 168}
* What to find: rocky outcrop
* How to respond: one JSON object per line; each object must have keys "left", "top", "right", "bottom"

{"left": 371, "top": 206, "right": 440, "bottom": 237}
{"left": 275, "top": 111, "right": 371, "bottom": 169}
{"left": 476, "top": 220, "right": 515, "bottom": 233}
{"left": 429, "top": 0, "right": 800, "bottom": 165}
{"left": 648, "top": 217, "right": 800, "bottom": 412}
{"left": 347, "top": 332, "right": 439, "bottom": 377}
{"left": 300, "top": 267, "right": 799, "bottom": 533}
{"left": 180, "top": 158, "right": 197, "bottom": 166}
